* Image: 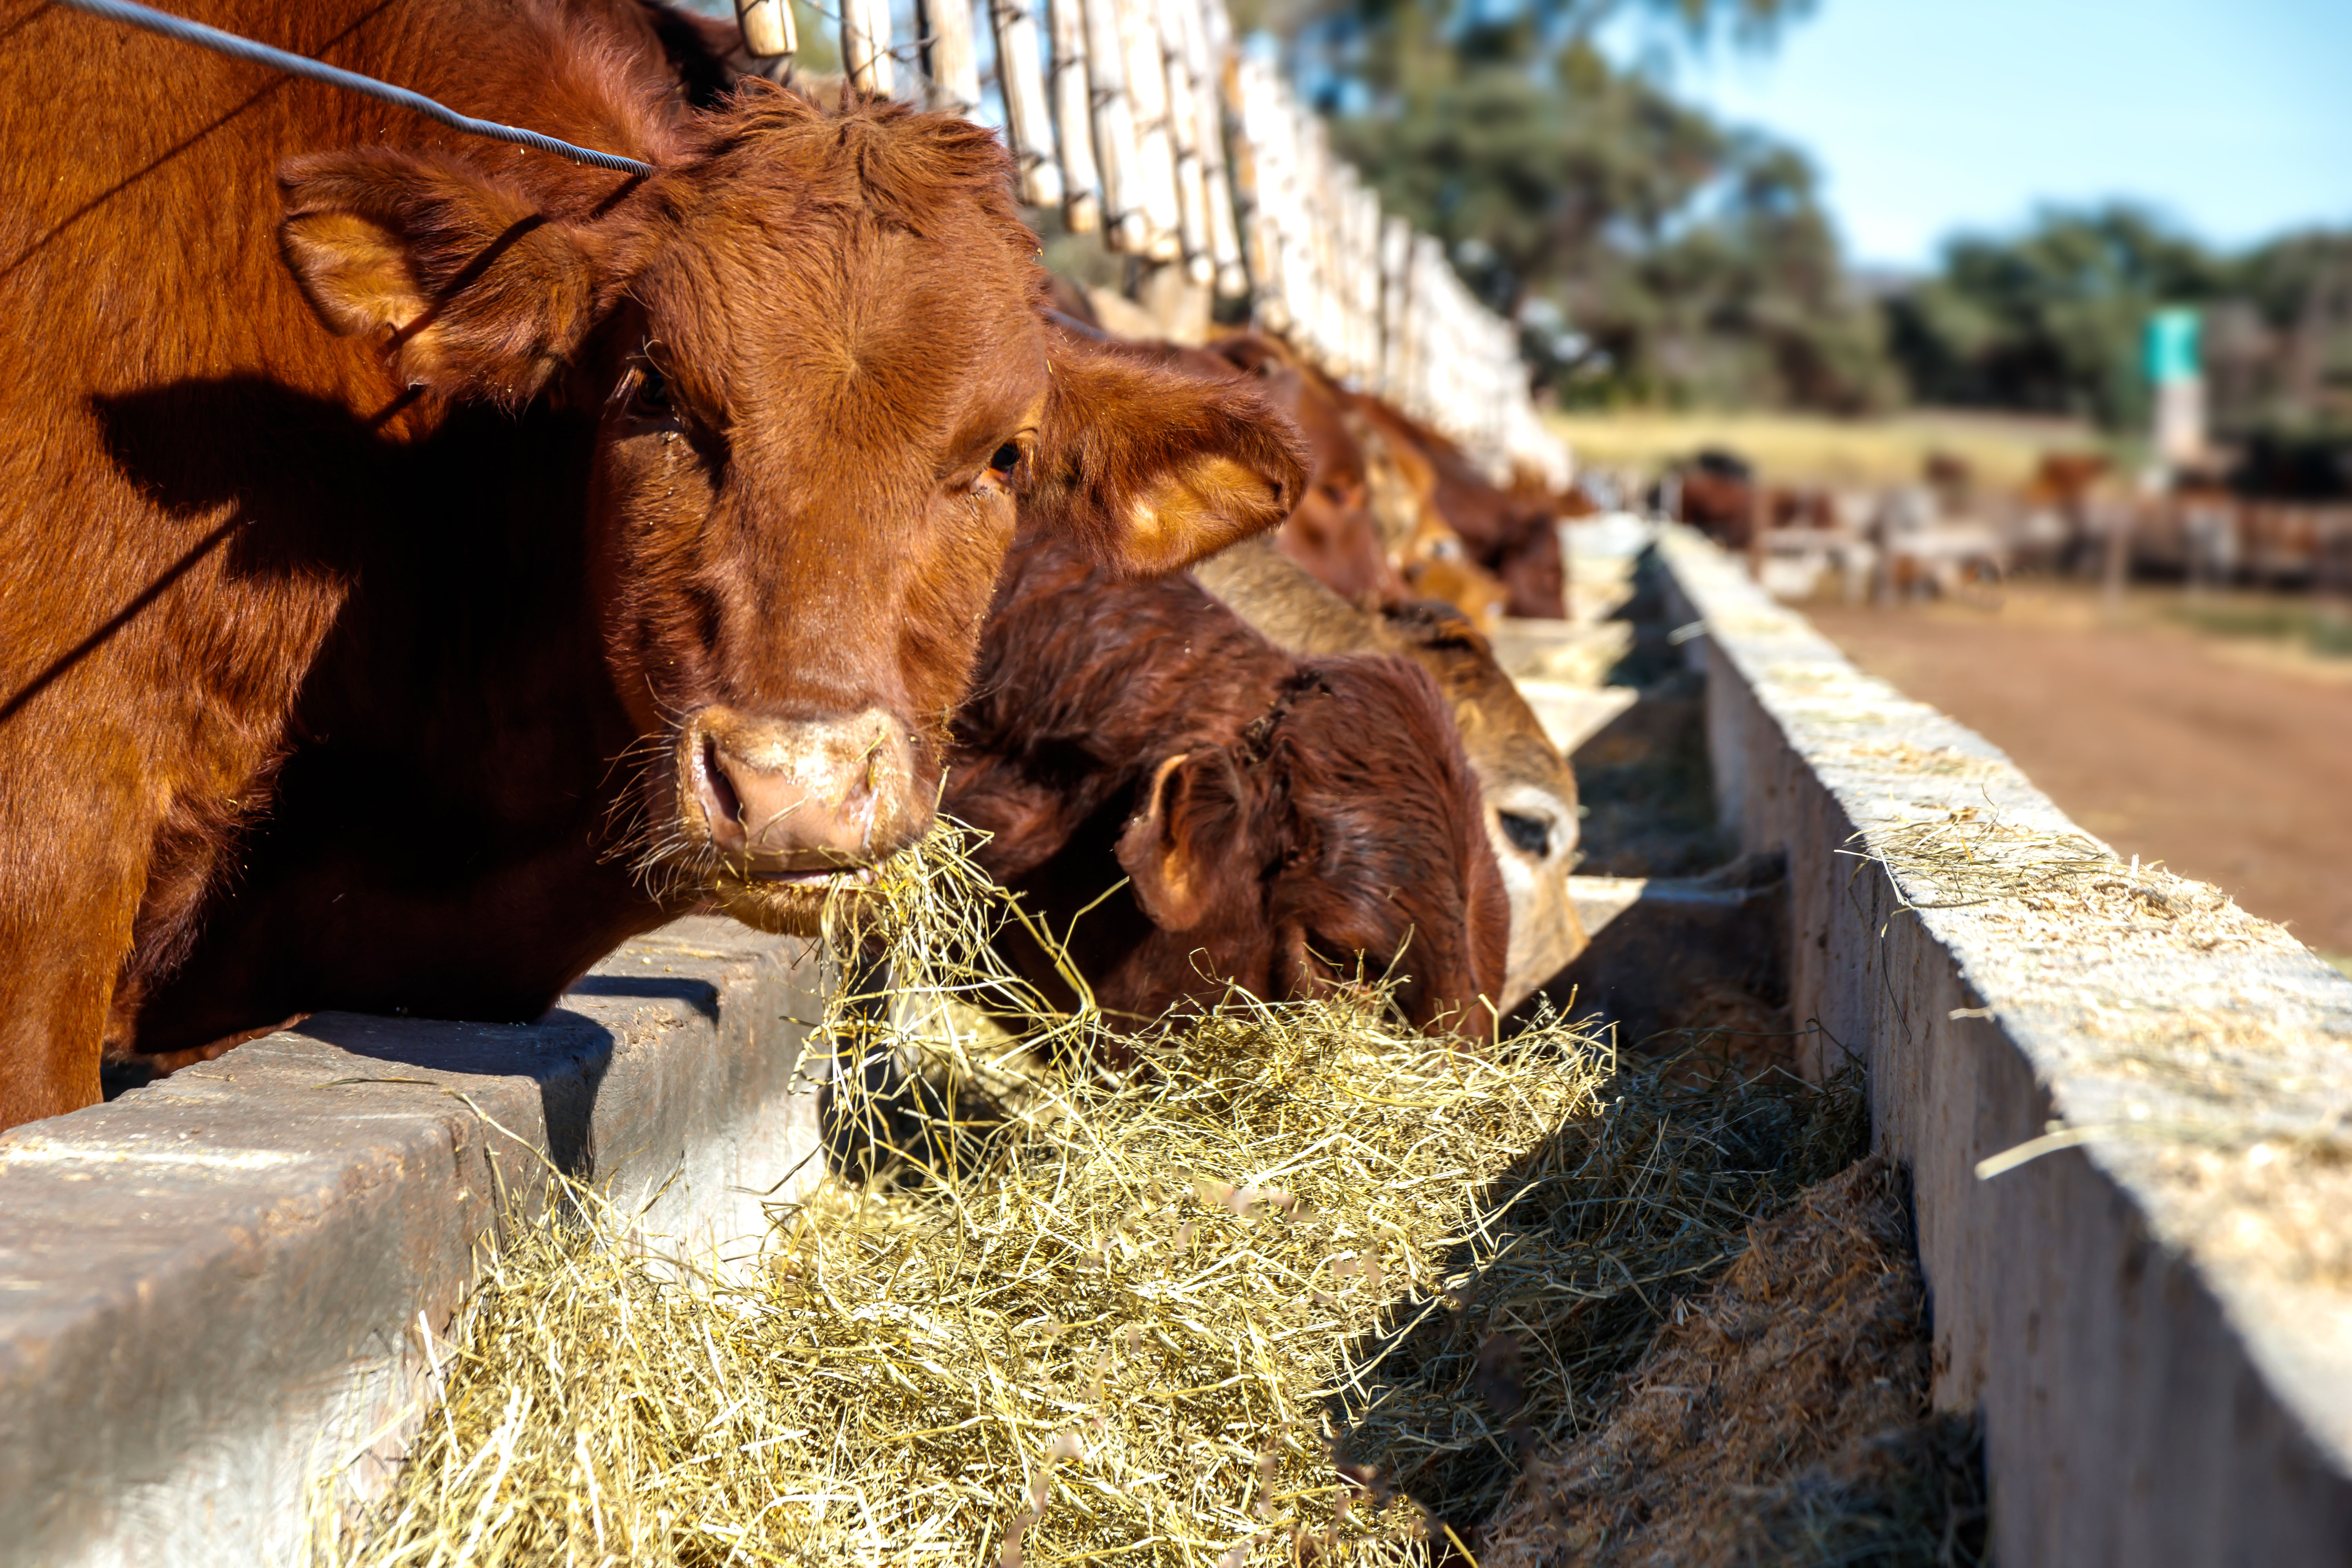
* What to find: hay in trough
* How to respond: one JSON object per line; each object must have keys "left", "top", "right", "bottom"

{"left": 1480, "top": 1156, "right": 1987, "bottom": 1568}
{"left": 313, "top": 824, "right": 1876, "bottom": 1567}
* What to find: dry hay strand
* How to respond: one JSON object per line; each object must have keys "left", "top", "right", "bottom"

{"left": 1840, "top": 807, "right": 2114, "bottom": 911}
{"left": 314, "top": 821, "right": 1873, "bottom": 1568}
{"left": 1840, "top": 805, "right": 2275, "bottom": 957}
{"left": 1480, "top": 1156, "right": 1986, "bottom": 1568}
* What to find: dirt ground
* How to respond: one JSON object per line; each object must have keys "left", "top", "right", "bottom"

{"left": 1802, "top": 584, "right": 2352, "bottom": 963}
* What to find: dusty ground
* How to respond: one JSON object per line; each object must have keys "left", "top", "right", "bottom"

{"left": 1803, "top": 584, "right": 2352, "bottom": 962}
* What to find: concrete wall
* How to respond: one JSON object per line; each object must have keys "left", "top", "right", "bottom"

{"left": 1655, "top": 526, "right": 2352, "bottom": 1566}
{"left": 0, "top": 920, "right": 828, "bottom": 1568}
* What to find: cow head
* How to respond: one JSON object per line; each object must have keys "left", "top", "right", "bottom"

{"left": 1111, "top": 660, "right": 1508, "bottom": 1038}
{"left": 277, "top": 85, "right": 1301, "bottom": 935}
{"left": 1377, "top": 603, "right": 1586, "bottom": 1010}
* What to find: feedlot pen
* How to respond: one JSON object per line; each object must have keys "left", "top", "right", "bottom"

{"left": 2, "top": 526, "right": 2349, "bottom": 1565}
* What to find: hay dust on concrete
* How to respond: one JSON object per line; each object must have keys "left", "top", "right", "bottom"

{"left": 310, "top": 824, "right": 1897, "bottom": 1567}
{"left": 1842, "top": 804, "right": 2285, "bottom": 959}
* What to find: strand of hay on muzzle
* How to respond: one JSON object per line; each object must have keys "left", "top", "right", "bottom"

{"left": 314, "top": 822, "right": 1870, "bottom": 1568}
{"left": 1481, "top": 1156, "right": 1987, "bottom": 1568}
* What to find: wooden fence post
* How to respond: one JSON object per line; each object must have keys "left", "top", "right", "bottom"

{"left": 920, "top": 0, "right": 982, "bottom": 114}
{"left": 1080, "top": 0, "right": 1147, "bottom": 250}
{"left": 733, "top": 0, "right": 797, "bottom": 62}
{"left": 1157, "top": 0, "right": 1212, "bottom": 282}
{"left": 1190, "top": 0, "right": 1246, "bottom": 297}
{"left": 988, "top": 0, "right": 1064, "bottom": 205}
{"left": 843, "top": 0, "right": 894, "bottom": 95}
{"left": 1115, "top": 0, "right": 1182, "bottom": 259}
{"left": 1045, "top": 0, "right": 1101, "bottom": 230}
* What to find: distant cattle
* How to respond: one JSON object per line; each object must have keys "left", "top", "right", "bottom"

{"left": 1666, "top": 449, "right": 1760, "bottom": 550}
{"left": 1352, "top": 396, "right": 1568, "bottom": 620}
{"left": 1208, "top": 336, "right": 1404, "bottom": 606}
{"left": 0, "top": 1, "right": 1301, "bottom": 1125}
{"left": 1191, "top": 535, "right": 1585, "bottom": 1010}
{"left": 947, "top": 530, "right": 1508, "bottom": 1040}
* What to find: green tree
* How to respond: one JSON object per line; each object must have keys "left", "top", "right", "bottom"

{"left": 1884, "top": 205, "right": 2224, "bottom": 430}
{"left": 1325, "top": 28, "right": 1889, "bottom": 408}
{"left": 1240, "top": 0, "right": 1884, "bottom": 408}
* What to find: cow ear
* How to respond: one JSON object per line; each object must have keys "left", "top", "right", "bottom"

{"left": 277, "top": 151, "right": 609, "bottom": 406}
{"left": 1115, "top": 751, "right": 1247, "bottom": 932}
{"left": 1035, "top": 338, "right": 1310, "bottom": 577}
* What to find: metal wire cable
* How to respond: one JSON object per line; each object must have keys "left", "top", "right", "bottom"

{"left": 50, "top": 0, "right": 656, "bottom": 175}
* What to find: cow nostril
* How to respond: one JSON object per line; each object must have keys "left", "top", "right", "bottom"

{"left": 701, "top": 735, "right": 743, "bottom": 840}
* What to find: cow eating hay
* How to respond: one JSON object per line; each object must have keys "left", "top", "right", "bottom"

{"left": 310, "top": 827, "right": 1880, "bottom": 1566}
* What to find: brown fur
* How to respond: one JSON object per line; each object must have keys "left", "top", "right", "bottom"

{"left": 1674, "top": 468, "right": 1760, "bottom": 549}
{"left": 1348, "top": 405, "right": 1510, "bottom": 629}
{"left": 947, "top": 530, "right": 1508, "bottom": 1040}
{"left": 0, "top": 1, "right": 1301, "bottom": 1126}
{"left": 1190, "top": 536, "right": 1586, "bottom": 1010}
{"left": 1352, "top": 398, "right": 1567, "bottom": 620}
{"left": 1207, "top": 336, "right": 1404, "bottom": 607}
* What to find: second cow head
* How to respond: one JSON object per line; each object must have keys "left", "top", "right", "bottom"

{"left": 1112, "top": 661, "right": 1509, "bottom": 1037}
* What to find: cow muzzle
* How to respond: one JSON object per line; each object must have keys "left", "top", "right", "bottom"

{"left": 678, "top": 705, "right": 923, "bottom": 880}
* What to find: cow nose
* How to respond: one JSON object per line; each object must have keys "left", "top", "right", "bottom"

{"left": 679, "top": 705, "right": 921, "bottom": 870}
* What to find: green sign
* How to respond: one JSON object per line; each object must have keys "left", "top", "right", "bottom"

{"left": 2145, "top": 308, "right": 2201, "bottom": 385}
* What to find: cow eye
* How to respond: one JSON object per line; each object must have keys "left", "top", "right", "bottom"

{"left": 635, "top": 365, "right": 670, "bottom": 410}
{"left": 1498, "top": 811, "right": 1551, "bottom": 858}
{"left": 988, "top": 442, "right": 1023, "bottom": 477}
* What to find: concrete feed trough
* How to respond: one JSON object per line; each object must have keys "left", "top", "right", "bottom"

{"left": 1646, "top": 524, "right": 2352, "bottom": 1565}
{"left": 2, "top": 525, "right": 2349, "bottom": 1564}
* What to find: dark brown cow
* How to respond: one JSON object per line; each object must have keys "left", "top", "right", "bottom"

{"left": 1668, "top": 449, "right": 1760, "bottom": 550}
{"left": 947, "top": 529, "right": 1509, "bottom": 1039}
{"left": 0, "top": 1, "right": 1300, "bottom": 1126}
{"left": 1191, "top": 534, "right": 1586, "bottom": 1012}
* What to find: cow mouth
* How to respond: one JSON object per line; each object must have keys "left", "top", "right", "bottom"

{"left": 666, "top": 703, "right": 929, "bottom": 933}
{"left": 750, "top": 865, "right": 880, "bottom": 888}
{"left": 700, "top": 862, "right": 884, "bottom": 935}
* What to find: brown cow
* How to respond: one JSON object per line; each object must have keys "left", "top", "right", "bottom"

{"left": 0, "top": 2, "right": 1301, "bottom": 1125}
{"left": 1667, "top": 449, "right": 1760, "bottom": 549}
{"left": 1347, "top": 403, "right": 1511, "bottom": 628}
{"left": 1190, "top": 534, "right": 1585, "bottom": 1011}
{"left": 947, "top": 530, "right": 1509, "bottom": 1039}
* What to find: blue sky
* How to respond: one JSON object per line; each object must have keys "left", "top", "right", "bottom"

{"left": 1607, "top": 0, "right": 2352, "bottom": 270}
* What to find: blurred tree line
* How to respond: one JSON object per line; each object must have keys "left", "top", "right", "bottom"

{"left": 1887, "top": 208, "right": 2352, "bottom": 445}
{"left": 1241, "top": 0, "right": 2352, "bottom": 437}
{"left": 1244, "top": 0, "right": 1899, "bottom": 410}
